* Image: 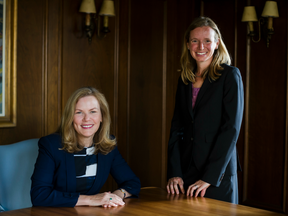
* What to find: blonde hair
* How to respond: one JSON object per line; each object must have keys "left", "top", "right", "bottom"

{"left": 58, "top": 87, "right": 116, "bottom": 155}
{"left": 180, "top": 16, "right": 231, "bottom": 84}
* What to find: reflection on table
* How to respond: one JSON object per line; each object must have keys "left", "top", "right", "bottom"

{"left": 0, "top": 187, "right": 285, "bottom": 216}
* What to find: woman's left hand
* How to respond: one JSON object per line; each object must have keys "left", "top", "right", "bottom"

{"left": 101, "top": 192, "right": 124, "bottom": 208}
{"left": 186, "top": 180, "right": 210, "bottom": 197}
{"left": 102, "top": 189, "right": 131, "bottom": 208}
{"left": 103, "top": 189, "right": 132, "bottom": 208}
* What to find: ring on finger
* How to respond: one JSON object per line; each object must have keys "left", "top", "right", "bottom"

{"left": 109, "top": 198, "right": 112, "bottom": 201}
{"left": 194, "top": 185, "right": 199, "bottom": 189}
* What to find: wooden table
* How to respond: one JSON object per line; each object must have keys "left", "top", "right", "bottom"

{"left": 0, "top": 187, "right": 284, "bottom": 216}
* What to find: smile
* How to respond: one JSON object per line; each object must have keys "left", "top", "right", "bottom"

{"left": 81, "top": 124, "right": 93, "bottom": 129}
{"left": 197, "top": 52, "right": 206, "bottom": 55}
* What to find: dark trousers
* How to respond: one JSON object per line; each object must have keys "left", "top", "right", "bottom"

{"left": 182, "top": 160, "right": 239, "bottom": 204}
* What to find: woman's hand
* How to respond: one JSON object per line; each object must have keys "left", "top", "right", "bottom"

{"left": 166, "top": 177, "right": 185, "bottom": 194}
{"left": 76, "top": 192, "right": 125, "bottom": 207}
{"left": 101, "top": 191, "right": 125, "bottom": 208}
{"left": 186, "top": 180, "right": 210, "bottom": 197}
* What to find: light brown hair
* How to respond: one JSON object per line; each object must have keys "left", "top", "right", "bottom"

{"left": 180, "top": 16, "right": 231, "bottom": 84}
{"left": 58, "top": 87, "right": 116, "bottom": 155}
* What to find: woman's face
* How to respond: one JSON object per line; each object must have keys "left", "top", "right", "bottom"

{"left": 73, "top": 95, "right": 102, "bottom": 146}
{"left": 187, "top": 26, "right": 219, "bottom": 66}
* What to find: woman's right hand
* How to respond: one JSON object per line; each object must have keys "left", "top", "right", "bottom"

{"left": 166, "top": 177, "right": 185, "bottom": 194}
{"left": 76, "top": 192, "right": 125, "bottom": 207}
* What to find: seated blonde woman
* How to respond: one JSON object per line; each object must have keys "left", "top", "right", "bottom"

{"left": 31, "top": 87, "right": 141, "bottom": 207}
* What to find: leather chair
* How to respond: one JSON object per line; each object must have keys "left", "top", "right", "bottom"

{"left": 0, "top": 139, "right": 39, "bottom": 211}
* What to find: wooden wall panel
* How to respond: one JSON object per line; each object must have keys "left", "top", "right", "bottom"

{"left": 243, "top": 0, "right": 287, "bottom": 212}
{"left": 117, "top": 0, "right": 130, "bottom": 160}
{"left": 46, "top": 0, "right": 63, "bottom": 134}
{"left": 128, "top": 0, "right": 165, "bottom": 188}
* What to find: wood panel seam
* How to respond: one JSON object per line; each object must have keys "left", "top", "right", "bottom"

{"left": 126, "top": 0, "right": 131, "bottom": 164}
{"left": 57, "top": 0, "right": 64, "bottom": 127}
{"left": 114, "top": 0, "right": 119, "bottom": 138}
{"left": 243, "top": 25, "right": 250, "bottom": 203}
{"left": 283, "top": 1, "right": 288, "bottom": 211}
{"left": 41, "top": 0, "right": 49, "bottom": 136}
{"left": 161, "top": 0, "right": 167, "bottom": 189}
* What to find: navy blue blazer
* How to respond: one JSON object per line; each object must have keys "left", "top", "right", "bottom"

{"left": 31, "top": 133, "right": 141, "bottom": 207}
{"left": 167, "top": 64, "right": 244, "bottom": 187}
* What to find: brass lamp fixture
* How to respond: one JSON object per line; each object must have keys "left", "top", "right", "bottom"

{"left": 79, "top": 0, "right": 96, "bottom": 44}
{"left": 242, "top": 1, "right": 279, "bottom": 47}
{"left": 241, "top": 6, "right": 258, "bottom": 38}
{"left": 79, "top": 0, "right": 115, "bottom": 43}
{"left": 98, "top": 0, "right": 115, "bottom": 37}
{"left": 261, "top": 1, "right": 279, "bottom": 47}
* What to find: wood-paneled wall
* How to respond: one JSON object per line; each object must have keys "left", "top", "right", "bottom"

{"left": 1, "top": 0, "right": 288, "bottom": 214}
{"left": 242, "top": 0, "right": 287, "bottom": 213}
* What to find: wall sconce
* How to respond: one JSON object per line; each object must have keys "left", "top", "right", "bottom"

{"left": 241, "top": 6, "right": 258, "bottom": 38}
{"left": 79, "top": 0, "right": 97, "bottom": 44}
{"left": 98, "top": 0, "right": 115, "bottom": 37}
{"left": 79, "top": 0, "right": 115, "bottom": 43}
{"left": 242, "top": 1, "right": 279, "bottom": 47}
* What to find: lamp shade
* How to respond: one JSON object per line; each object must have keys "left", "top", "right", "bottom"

{"left": 261, "top": 1, "right": 279, "bottom": 17}
{"left": 242, "top": 6, "right": 258, "bottom": 22}
{"left": 99, "top": 0, "right": 115, "bottom": 16}
{"left": 79, "top": 0, "right": 96, "bottom": 13}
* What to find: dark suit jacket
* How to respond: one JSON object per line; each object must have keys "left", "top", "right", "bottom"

{"left": 31, "top": 133, "right": 141, "bottom": 207}
{"left": 167, "top": 64, "right": 244, "bottom": 187}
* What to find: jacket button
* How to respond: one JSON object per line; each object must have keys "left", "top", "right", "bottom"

{"left": 191, "top": 138, "right": 193, "bottom": 141}
{"left": 191, "top": 121, "right": 194, "bottom": 123}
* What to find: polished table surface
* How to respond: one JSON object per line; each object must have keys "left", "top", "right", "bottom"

{"left": 0, "top": 187, "right": 285, "bottom": 216}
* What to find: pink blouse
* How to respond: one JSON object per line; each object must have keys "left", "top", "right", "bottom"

{"left": 192, "top": 84, "right": 200, "bottom": 109}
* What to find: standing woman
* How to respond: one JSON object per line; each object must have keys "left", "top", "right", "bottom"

{"left": 166, "top": 17, "right": 244, "bottom": 204}
{"left": 31, "top": 87, "right": 140, "bottom": 207}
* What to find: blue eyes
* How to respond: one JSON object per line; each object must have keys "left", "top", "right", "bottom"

{"left": 75, "top": 111, "right": 97, "bottom": 115}
{"left": 191, "top": 40, "right": 211, "bottom": 43}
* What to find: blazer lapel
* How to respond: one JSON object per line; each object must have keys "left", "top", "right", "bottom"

{"left": 187, "top": 81, "right": 194, "bottom": 119}
{"left": 193, "top": 77, "right": 211, "bottom": 113}
{"left": 66, "top": 152, "right": 76, "bottom": 192}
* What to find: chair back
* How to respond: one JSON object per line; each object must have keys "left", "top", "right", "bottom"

{"left": 0, "top": 138, "right": 39, "bottom": 211}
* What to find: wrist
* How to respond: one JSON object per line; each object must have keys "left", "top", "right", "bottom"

{"left": 119, "top": 188, "right": 126, "bottom": 199}
{"left": 76, "top": 195, "right": 90, "bottom": 206}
